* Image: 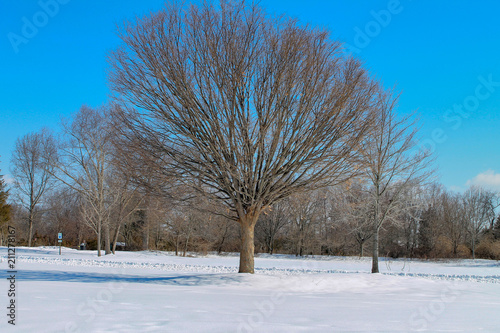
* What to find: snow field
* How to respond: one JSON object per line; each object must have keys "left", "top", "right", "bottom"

{"left": 0, "top": 247, "right": 499, "bottom": 332}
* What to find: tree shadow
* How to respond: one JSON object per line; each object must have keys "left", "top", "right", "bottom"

{"left": 0, "top": 246, "right": 60, "bottom": 255}
{"left": 7, "top": 269, "right": 244, "bottom": 287}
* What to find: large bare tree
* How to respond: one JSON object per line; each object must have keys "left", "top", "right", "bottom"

{"left": 108, "top": 1, "right": 380, "bottom": 273}
{"left": 11, "top": 129, "right": 56, "bottom": 247}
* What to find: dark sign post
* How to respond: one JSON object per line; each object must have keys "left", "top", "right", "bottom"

{"left": 58, "top": 232, "right": 62, "bottom": 255}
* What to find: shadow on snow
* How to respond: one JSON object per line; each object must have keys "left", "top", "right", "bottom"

{"left": 6, "top": 269, "right": 244, "bottom": 286}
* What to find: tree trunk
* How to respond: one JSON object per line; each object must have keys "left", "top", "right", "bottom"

{"left": 239, "top": 213, "right": 259, "bottom": 273}
{"left": 472, "top": 235, "right": 476, "bottom": 260}
{"left": 269, "top": 234, "right": 275, "bottom": 255}
{"left": 77, "top": 224, "right": 83, "bottom": 250}
{"left": 142, "top": 215, "right": 149, "bottom": 251}
{"left": 183, "top": 233, "right": 190, "bottom": 257}
{"left": 28, "top": 212, "right": 34, "bottom": 247}
{"left": 371, "top": 227, "right": 379, "bottom": 273}
{"left": 112, "top": 224, "right": 121, "bottom": 254}
{"left": 217, "top": 233, "right": 226, "bottom": 255}
{"left": 104, "top": 222, "right": 111, "bottom": 255}
{"left": 97, "top": 218, "right": 102, "bottom": 257}
{"left": 175, "top": 234, "right": 179, "bottom": 256}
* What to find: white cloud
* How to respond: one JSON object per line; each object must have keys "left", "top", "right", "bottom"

{"left": 466, "top": 169, "right": 500, "bottom": 191}
{"left": 2, "top": 174, "right": 14, "bottom": 185}
{"left": 448, "top": 185, "right": 465, "bottom": 193}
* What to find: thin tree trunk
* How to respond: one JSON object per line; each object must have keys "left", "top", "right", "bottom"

{"left": 472, "top": 236, "right": 476, "bottom": 260}
{"left": 112, "top": 224, "right": 121, "bottom": 254}
{"left": 175, "top": 234, "right": 179, "bottom": 256}
{"left": 104, "top": 222, "right": 111, "bottom": 255}
{"left": 97, "top": 218, "right": 102, "bottom": 257}
{"left": 28, "top": 211, "right": 34, "bottom": 247}
{"left": 217, "top": 233, "right": 226, "bottom": 255}
{"left": 371, "top": 227, "right": 379, "bottom": 273}
{"left": 183, "top": 233, "right": 190, "bottom": 257}
{"left": 142, "top": 214, "right": 149, "bottom": 251}
{"left": 28, "top": 184, "right": 35, "bottom": 247}
{"left": 269, "top": 236, "right": 274, "bottom": 255}
{"left": 77, "top": 224, "right": 83, "bottom": 249}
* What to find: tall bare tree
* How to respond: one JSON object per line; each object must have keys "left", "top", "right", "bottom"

{"left": 108, "top": 1, "right": 380, "bottom": 273}
{"left": 11, "top": 129, "right": 56, "bottom": 247}
{"left": 52, "top": 105, "right": 114, "bottom": 256}
{"left": 359, "top": 92, "right": 433, "bottom": 273}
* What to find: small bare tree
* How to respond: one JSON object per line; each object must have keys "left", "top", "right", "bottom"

{"left": 107, "top": 173, "right": 143, "bottom": 254}
{"left": 288, "top": 192, "right": 322, "bottom": 256}
{"left": 439, "top": 190, "right": 467, "bottom": 256}
{"left": 336, "top": 181, "right": 375, "bottom": 257}
{"left": 11, "top": 129, "right": 56, "bottom": 247}
{"left": 44, "top": 188, "right": 87, "bottom": 246}
{"left": 255, "top": 201, "right": 289, "bottom": 254}
{"left": 109, "top": 1, "right": 380, "bottom": 273}
{"left": 462, "top": 186, "right": 498, "bottom": 259}
{"left": 359, "top": 91, "right": 433, "bottom": 273}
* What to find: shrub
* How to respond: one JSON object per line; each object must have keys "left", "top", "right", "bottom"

{"left": 475, "top": 240, "right": 500, "bottom": 260}
{"left": 456, "top": 244, "right": 471, "bottom": 258}
{"left": 432, "top": 236, "right": 453, "bottom": 258}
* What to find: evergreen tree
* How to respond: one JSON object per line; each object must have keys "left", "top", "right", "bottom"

{"left": 0, "top": 169, "right": 12, "bottom": 245}
{"left": 417, "top": 205, "right": 435, "bottom": 257}
{"left": 493, "top": 215, "right": 500, "bottom": 240}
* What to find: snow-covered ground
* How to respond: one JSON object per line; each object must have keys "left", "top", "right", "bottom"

{"left": 1, "top": 247, "right": 499, "bottom": 332}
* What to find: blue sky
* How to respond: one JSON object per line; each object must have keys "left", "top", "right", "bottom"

{"left": 1, "top": 0, "right": 500, "bottom": 191}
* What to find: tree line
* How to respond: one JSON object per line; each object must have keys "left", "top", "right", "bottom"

{"left": 2, "top": 1, "right": 499, "bottom": 274}
{"left": 2, "top": 142, "right": 500, "bottom": 261}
